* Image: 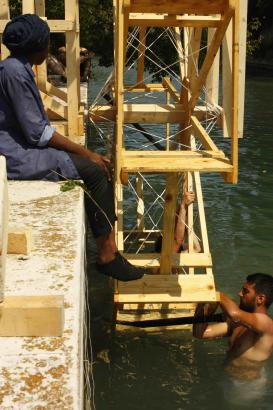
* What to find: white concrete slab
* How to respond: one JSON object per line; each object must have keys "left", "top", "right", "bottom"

{"left": 0, "top": 181, "right": 85, "bottom": 409}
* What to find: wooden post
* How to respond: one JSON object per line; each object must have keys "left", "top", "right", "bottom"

{"left": 186, "top": 172, "right": 194, "bottom": 274}
{"left": 65, "top": 0, "right": 81, "bottom": 138}
{"left": 34, "top": 0, "right": 47, "bottom": 93}
{"left": 206, "top": 27, "right": 220, "bottom": 105}
{"left": 115, "top": 0, "right": 126, "bottom": 250}
{"left": 0, "top": 157, "right": 8, "bottom": 302}
{"left": 222, "top": 20, "right": 232, "bottom": 138}
{"left": 238, "top": 0, "right": 248, "bottom": 138}
{"left": 0, "top": 0, "right": 10, "bottom": 61}
{"left": 137, "top": 27, "right": 146, "bottom": 87}
{"left": 174, "top": 27, "right": 185, "bottom": 82}
{"left": 160, "top": 173, "right": 179, "bottom": 274}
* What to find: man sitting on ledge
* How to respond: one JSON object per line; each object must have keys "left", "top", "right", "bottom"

{"left": 0, "top": 14, "right": 145, "bottom": 281}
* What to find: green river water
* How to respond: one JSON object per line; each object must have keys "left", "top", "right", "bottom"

{"left": 86, "top": 65, "right": 273, "bottom": 410}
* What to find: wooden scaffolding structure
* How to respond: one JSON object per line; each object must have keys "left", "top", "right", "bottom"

{"left": 90, "top": 0, "right": 247, "bottom": 327}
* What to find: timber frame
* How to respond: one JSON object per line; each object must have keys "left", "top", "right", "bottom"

{"left": 0, "top": 0, "right": 84, "bottom": 141}
{"left": 90, "top": 0, "right": 247, "bottom": 327}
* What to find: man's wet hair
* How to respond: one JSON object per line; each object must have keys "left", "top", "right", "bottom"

{"left": 247, "top": 273, "right": 273, "bottom": 307}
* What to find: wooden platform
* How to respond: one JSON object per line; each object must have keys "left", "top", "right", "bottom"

{"left": 0, "top": 181, "right": 85, "bottom": 409}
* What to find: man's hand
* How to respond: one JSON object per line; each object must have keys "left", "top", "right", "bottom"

{"left": 182, "top": 191, "right": 195, "bottom": 207}
{"left": 86, "top": 151, "right": 112, "bottom": 180}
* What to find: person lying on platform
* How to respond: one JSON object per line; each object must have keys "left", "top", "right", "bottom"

{"left": 0, "top": 14, "right": 145, "bottom": 282}
{"left": 154, "top": 191, "right": 201, "bottom": 254}
{"left": 193, "top": 273, "right": 273, "bottom": 380}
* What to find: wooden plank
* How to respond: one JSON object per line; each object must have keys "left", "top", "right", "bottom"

{"left": 40, "top": 90, "right": 68, "bottom": 119}
{"left": 120, "top": 302, "right": 196, "bottom": 310}
{"left": 189, "top": 9, "right": 233, "bottom": 112}
{"left": 0, "top": 19, "right": 74, "bottom": 33}
{"left": 238, "top": 0, "right": 247, "bottom": 138}
{"left": 186, "top": 172, "right": 194, "bottom": 274}
{"left": 123, "top": 252, "right": 212, "bottom": 267}
{"left": 0, "top": 295, "right": 64, "bottom": 336}
{"left": 222, "top": 19, "right": 232, "bottom": 138}
{"left": 123, "top": 150, "right": 226, "bottom": 158}
{"left": 188, "top": 27, "right": 202, "bottom": 88}
{"left": 125, "top": 83, "right": 165, "bottom": 92}
{"left": 117, "top": 274, "right": 217, "bottom": 303}
{"left": 229, "top": 2, "right": 239, "bottom": 183}
{"left": 194, "top": 171, "right": 209, "bottom": 253}
{"left": 127, "top": 0, "right": 230, "bottom": 15}
{"left": 65, "top": 0, "right": 80, "bottom": 137}
{"left": 90, "top": 103, "right": 222, "bottom": 124}
{"left": 22, "top": 0, "right": 35, "bottom": 13}
{"left": 136, "top": 26, "right": 146, "bottom": 86}
{"left": 174, "top": 27, "right": 185, "bottom": 81}
{"left": 46, "top": 81, "right": 68, "bottom": 102}
{"left": 162, "top": 77, "right": 180, "bottom": 103}
{"left": 0, "top": 156, "right": 8, "bottom": 302}
{"left": 7, "top": 228, "right": 33, "bottom": 255}
{"left": 191, "top": 115, "right": 220, "bottom": 151}
{"left": 206, "top": 27, "right": 220, "bottom": 105}
{"left": 0, "top": 1, "right": 10, "bottom": 61}
{"left": 121, "top": 155, "right": 232, "bottom": 173}
{"left": 160, "top": 173, "right": 179, "bottom": 274}
{"left": 128, "top": 14, "right": 221, "bottom": 28}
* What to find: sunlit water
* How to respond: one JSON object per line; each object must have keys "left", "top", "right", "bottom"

{"left": 86, "top": 64, "right": 273, "bottom": 410}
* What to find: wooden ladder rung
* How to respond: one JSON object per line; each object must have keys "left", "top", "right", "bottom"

{"left": 117, "top": 274, "right": 217, "bottom": 303}
{"left": 121, "top": 152, "right": 232, "bottom": 176}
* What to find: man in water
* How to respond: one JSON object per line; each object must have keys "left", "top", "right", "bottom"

{"left": 0, "top": 14, "right": 145, "bottom": 281}
{"left": 193, "top": 273, "right": 273, "bottom": 379}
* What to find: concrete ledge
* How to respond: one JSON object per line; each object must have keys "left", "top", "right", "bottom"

{"left": 0, "top": 181, "right": 85, "bottom": 409}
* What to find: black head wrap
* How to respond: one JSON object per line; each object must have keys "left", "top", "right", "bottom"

{"left": 3, "top": 14, "right": 50, "bottom": 55}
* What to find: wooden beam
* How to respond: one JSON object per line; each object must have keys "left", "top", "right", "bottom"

{"left": 0, "top": 295, "right": 64, "bottom": 336}
{"left": 127, "top": 0, "right": 230, "bottom": 15}
{"left": 7, "top": 228, "right": 33, "bottom": 255}
{"left": 125, "top": 83, "right": 165, "bottom": 92}
{"left": 0, "top": 156, "right": 8, "bottom": 302}
{"left": 136, "top": 27, "right": 146, "bottom": 86}
{"left": 128, "top": 14, "right": 222, "bottom": 28}
{"left": 122, "top": 150, "right": 226, "bottom": 158}
{"left": 194, "top": 171, "right": 210, "bottom": 253}
{"left": 123, "top": 252, "right": 212, "bottom": 267}
{"left": 238, "top": 0, "right": 247, "bottom": 138}
{"left": 0, "top": 1, "right": 10, "bottom": 61}
{"left": 46, "top": 81, "right": 68, "bottom": 103}
{"left": 206, "top": 27, "right": 220, "bottom": 105}
{"left": 160, "top": 173, "right": 179, "bottom": 274}
{"left": 0, "top": 20, "right": 74, "bottom": 34}
{"left": 90, "top": 104, "right": 222, "bottom": 124}
{"left": 117, "top": 274, "right": 217, "bottom": 303}
{"left": 40, "top": 90, "right": 68, "bottom": 119}
{"left": 222, "top": 19, "right": 232, "bottom": 138}
{"left": 121, "top": 155, "right": 232, "bottom": 174}
{"left": 162, "top": 77, "right": 180, "bottom": 103}
{"left": 189, "top": 9, "right": 233, "bottom": 112}
{"left": 191, "top": 115, "right": 220, "bottom": 151}
{"left": 65, "top": 0, "right": 81, "bottom": 137}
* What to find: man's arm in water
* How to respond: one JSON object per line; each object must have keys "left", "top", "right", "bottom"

{"left": 219, "top": 292, "right": 273, "bottom": 335}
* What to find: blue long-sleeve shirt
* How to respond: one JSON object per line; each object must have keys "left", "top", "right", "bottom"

{"left": 0, "top": 56, "right": 79, "bottom": 181}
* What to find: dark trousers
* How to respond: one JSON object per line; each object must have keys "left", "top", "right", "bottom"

{"left": 68, "top": 153, "right": 116, "bottom": 238}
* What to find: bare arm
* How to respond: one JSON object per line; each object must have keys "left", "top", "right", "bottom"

{"left": 49, "top": 131, "right": 111, "bottom": 178}
{"left": 174, "top": 192, "right": 195, "bottom": 252}
{"left": 220, "top": 292, "right": 273, "bottom": 335}
{"left": 193, "top": 302, "right": 229, "bottom": 339}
